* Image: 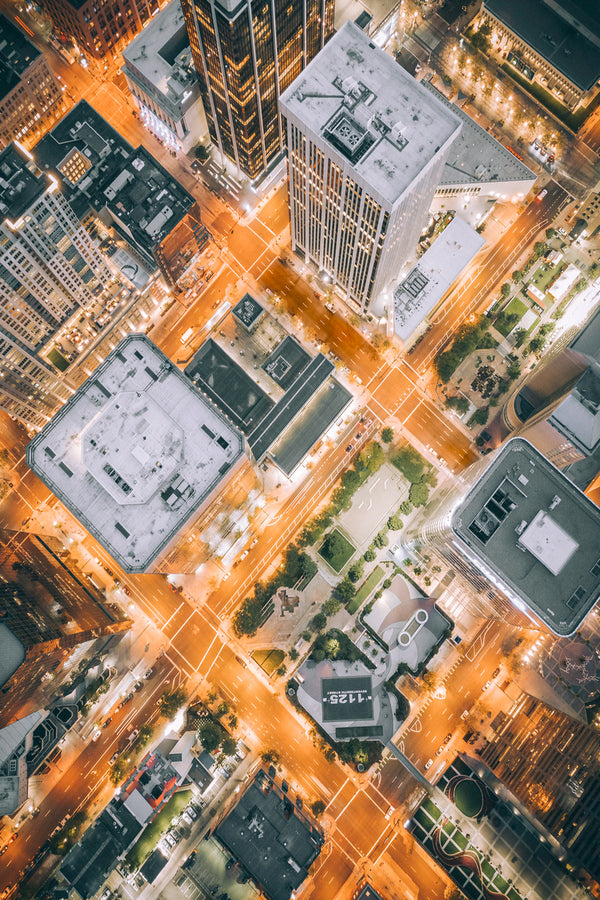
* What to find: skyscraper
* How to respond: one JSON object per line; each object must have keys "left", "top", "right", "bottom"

{"left": 279, "top": 22, "right": 462, "bottom": 311}
{"left": 180, "top": 0, "right": 334, "bottom": 178}
{"left": 478, "top": 690, "right": 600, "bottom": 884}
{"left": 404, "top": 437, "right": 600, "bottom": 635}
{"left": 0, "top": 142, "right": 112, "bottom": 428}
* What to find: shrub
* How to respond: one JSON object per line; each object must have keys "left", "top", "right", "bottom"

{"left": 381, "top": 426, "right": 394, "bottom": 443}
{"left": 399, "top": 500, "right": 413, "bottom": 516}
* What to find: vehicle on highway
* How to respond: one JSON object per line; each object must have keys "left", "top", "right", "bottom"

{"left": 324, "top": 301, "right": 335, "bottom": 312}
{"left": 103, "top": 717, "right": 112, "bottom": 728}
{"left": 482, "top": 680, "right": 492, "bottom": 691}
{"left": 0, "top": 845, "right": 7, "bottom": 856}
{"left": 180, "top": 327, "right": 194, "bottom": 343}
{"left": 235, "top": 655, "right": 247, "bottom": 668}
{"left": 109, "top": 751, "right": 119, "bottom": 765}
{"left": 128, "top": 729, "right": 139, "bottom": 742}
{"left": 460, "top": 709, "right": 470, "bottom": 720}
{"left": 537, "top": 188, "right": 548, "bottom": 200}
{"left": 345, "top": 445, "right": 353, "bottom": 452}
{"left": 491, "top": 667, "right": 500, "bottom": 678}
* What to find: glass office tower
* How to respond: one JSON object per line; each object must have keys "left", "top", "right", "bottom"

{"left": 181, "top": 0, "right": 334, "bottom": 178}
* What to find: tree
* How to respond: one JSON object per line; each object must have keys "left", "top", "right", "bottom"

{"left": 232, "top": 597, "right": 262, "bottom": 637}
{"left": 381, "top": 426, "right": 394, "bottom": 443}
{"left": 399, "top": 500, "right": 413, "bottom": 515}
{"left": 545, "top": 227, "right": 556, "bottom": 240}
{"left": 323, "top": 597, "right": 341, "bottom": 618}
{"left": 391, "top": 445, "right": 425, "bottom": 483}
{"left": 373, "top": 531, "right": 389, "bottom": 548}
{"left": 221, "top": 735, "right": 238, "bottom": 757}
{"left": 322, "top": 530, "right": 347, "bottom": 561}
{"left": 158, "top": 689, "right": 187, "bottom": 718}
{"left": 513, "top": 327, "right": 527, "bottom": 347}
{"left": 311, "top": 800, "right": 326, "bottom": 817}
{"left": 364, "top": 548, "right": 376, "bottom": 562}
{"left": 500, "top": 282, "right": 511, "bottom": 298}
{"left": 348, "top": 559, "right": 364, "bottom": 583}
{"left": 409, "top": 482, "right": 429, "bottom": 507}
{"left": 533, "top": 241, "right": 546, "bottom": 259}
{"left": 387, "top": 513, "right": 403, "bottom": 531}
{"left": 138, "top": 724, "right": 154, "bottom": 748}
{"left": 277, "top": 664, "right": 287, "bottom": 677}
{"left": 289, "top": 648, "right": 299, "bottom": 661}
{"left": 507, "top": 359, "right": 521, "bottom": 380}
{"left": 110, "top": 758, "right": 125, "bottom": 785}
{"left": 310, "top": 612, "right": 327, "bottom": 632}
{"left": 261, "top": 749, "right": 280, "bottom": 764}
{"left": 198, "top": 720, "right": 223, "bottom": 753}
{"left": 445, "top": 395, "right": 469, "bottom": 415}
{"left": 334, "top": 579, "right": 356, "bottom": 602}
{"left": 512, "top": 270, "right": 522, "bottom": 283}
{"left": 528, "top": 335, "right": 546, "bottom": 355}
{"left": 422, "top": 670, "right": 438, "bottom": 691}
{"left": 467, "top": 407, "right": 489, "bottom": 427}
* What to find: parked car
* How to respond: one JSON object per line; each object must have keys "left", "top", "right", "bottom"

{"left": 424, "top": 758, "right": 433, "bottom": 770}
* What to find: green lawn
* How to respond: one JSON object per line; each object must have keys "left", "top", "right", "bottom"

{"left": 453, "top": 778, "right": 485, "bottom": 818}
{"left": 47, "top": 347, "right": 70, "bottom": 372}
{"left": 531, "top": 261, "right": 565, "bottom": 294}
{"left": 494, "top": 295, "right": 529, "bottom": 336}
{"left": 346, "top": 566, "right": 384, "bottom": 614}
{"left": 125, "top": 789, "right": 192, "bottom": 871}
{"left": 318, "top": 529, "right": 356, "bottom": 573}
{"left": 251, "top": 647, "right": 285, "bottom": 676}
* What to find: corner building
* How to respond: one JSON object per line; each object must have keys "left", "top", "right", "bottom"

{"left": 180, "top": 0, "right": 334, "bottom": 178}
{"left": 279, "top": 22, "right": 462, "bottom": 311}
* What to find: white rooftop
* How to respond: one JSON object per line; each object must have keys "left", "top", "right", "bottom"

{"left": 517, "top": 510, "right": 579, "bottom": 575}
{"left": 122, "top": 0, "right": 195, "bottom": 105}
{"left": 422, "top": 82, "right": 537, "bottom": 190}
{"left": 26, "top": 335, "right": 245, "bottom": 573}
{"left": 393, "top": 215, "right": 485, "bottom": 341}
{"left": 280, "top": 21, "right": 462, "bottom": 205}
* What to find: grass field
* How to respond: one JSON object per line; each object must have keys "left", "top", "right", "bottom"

{"left": 347, "top": 566, "right": 385, "bottom": 614}
{"left": 125, "top": 789, "right": 192, "bottom": 871}
{"left": 495, "top": 296, "right": 529, "bottom": 336}
{"left": 47, "top": 347, "right": 70, "bottom": 372}
{"left": 318, "top": 529, "right": 356, "bottom": 573}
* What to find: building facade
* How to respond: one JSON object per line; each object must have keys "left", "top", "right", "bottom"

{"left": 122, "top": 0, "right": 208, "bottom": 154}
{"left": 0, "top": 14, "right": 65, "bottom": 151}
{"left": 479, "top": 690, "right": 600, "bottom": 884}
{"left": 180, "top": 0, "right": 334, "bottom": 178}
{"left": 279, "top": 22, "right": 462, "bottom": 311}
{"left": 42, "top": 0, "right": 160, "bottom": 60}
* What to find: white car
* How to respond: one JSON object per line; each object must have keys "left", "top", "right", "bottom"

{"left": 186, "top": 806, "right": 198, "bottom": 820}
{"left": 424, "top": 758, "right": 433, "bottom": 770}
{"left": 164, "top": 832, "right": 177, "bottom": 848}
{"left": 182, "top": 811, "right": 193, "bottom": 826}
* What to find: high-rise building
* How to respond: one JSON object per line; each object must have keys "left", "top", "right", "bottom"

{"left": 180, "top": 0, "right": 334, "bottom": 178}
{"left": 279, "top": 22, "right": 462, "bottom": 311}
{"left": 41, "top": 0, "right": 160, "bottom": 59}
{"left": 0, "top": 14, "right": 66, "bottom": 151}
{"left": 404, "top": 437, "right": 600, "bottom": 636}
{"left": 122, "top": 0, "right": 208, "bottom": 154}
{"left": 507, "top": 304, "right": 600, "bottom": 491}
{"left": 478, "top": 690, "right": 600, "bottom": 884}
{"left": 0, "top": 141, "right": 113, "bottom": 428}
{"left": 0, "top": 562, "right": 130, "bottom": 728}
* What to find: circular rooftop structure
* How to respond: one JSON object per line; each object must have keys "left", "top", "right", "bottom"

{"left": 81, "top": 391, "right": 183, "bottom": 505}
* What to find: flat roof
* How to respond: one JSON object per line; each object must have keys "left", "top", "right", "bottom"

{"left": 232, "top": 293, "right": 265, "bottom": 331}
{"left": 322, "top": 675, "right": 374, "bottom": 722}
{"left": 262, "top": 335, "right": 311, "bottom": 390}
{"left": 215, "top": 779, "right": 322, "bottom": 900}
{"left": 451, "top": 437, "right": 600, "bottom": 635}
{"left": 0, "top": 14, "right": 41, "bottom": 102}
{"left": 269, "top": 376, "right": 352, "bottom": 476}
{"left": 279, "top": 21, "right": 461, "bottom": 206}
{"left": 422, "top": 82, "right": 537, "bottom": 188}
{"left": 248, "top": 354, "right": 334, "bottom": 461}
{"left": 0, "top": 143, "right": 49, "bottom": 222}
{"left": 34, "top": 101, "right": 196, "bottom": 265}
{"left": 0, "top": 623, "right": 25, "bottom": 690}
{"left": 185, "top": 338, "right": 274, "bottom": 434}
{"left": 484, "top": 0, "right": 600, "bottom": 90}
{"left": 122, "top": 0, "right": 196, "bottom": 105}
{"left": 26, "top": 335, "right": 244, "bottom": 572}
{"left": 393, "top": 215, "right": 485, "bottom": 340}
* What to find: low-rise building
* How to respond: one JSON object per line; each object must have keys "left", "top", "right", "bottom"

{"left": 476, "top": 0, "right": 600, "bottom": 111}
{"left": 42, "top": 0, "right": 159, "bottom": 60}
{"left": 122, "top": 0, "right": 207, "bottom": 154}
{"left": 213, "top": 770, "right": 324, "bottom": 900}
{"left": 392, "top": 215, "right": 485, "bottom": 347}
{"left": 26, "top": 334, "right": 246, "bottom": 573}
{"left": 0, "top": 14, "right": 65, "bottom": 150}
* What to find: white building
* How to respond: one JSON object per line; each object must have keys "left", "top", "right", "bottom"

{"left": 393, "top": 215, "right": 485, "bottom": 346}
{"left": 122, "top": 0, "right": 207, "bottom": 153}
{"left": 279, "top": 22, "right": 462, "bottom": 311}
{"left": 26, "top": 334, "right": 246, "bottom": 572}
